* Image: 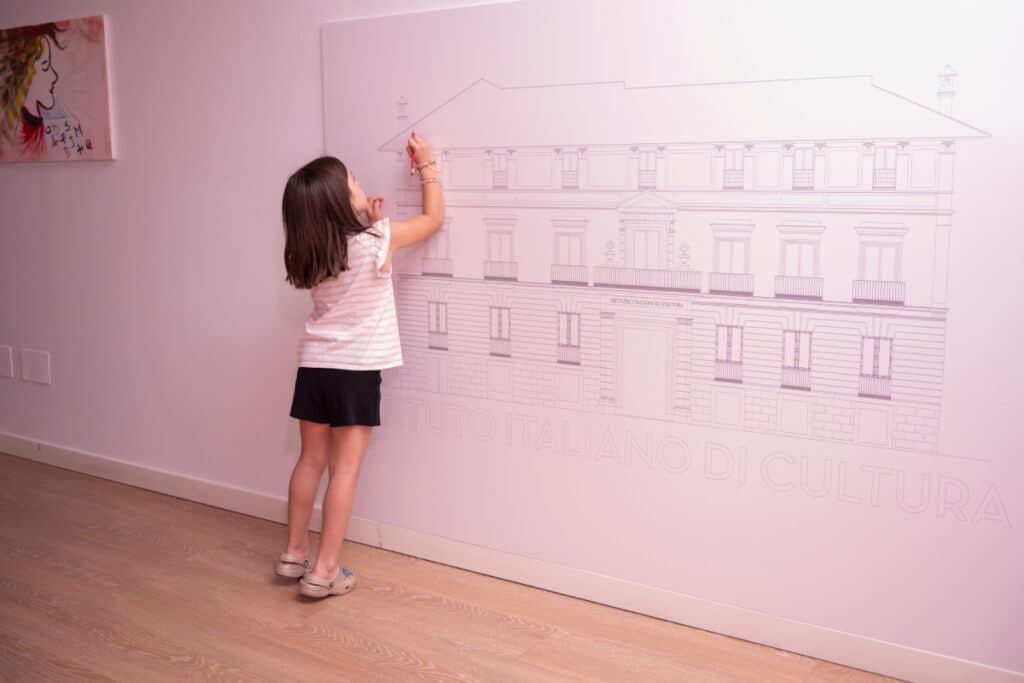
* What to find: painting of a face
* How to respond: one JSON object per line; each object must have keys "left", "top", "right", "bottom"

{"left": 24, "top": 36, "right": 58, "bottom": 115}
{"left": 0, "top": 16, "right": 113, "bottom": 161}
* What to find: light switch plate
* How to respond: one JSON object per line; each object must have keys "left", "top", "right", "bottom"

{"left": 0, "top": 346, "right": 12, "bottom": 379}
{"left": 21, "top": 348, "right": 51, "bottom": 385}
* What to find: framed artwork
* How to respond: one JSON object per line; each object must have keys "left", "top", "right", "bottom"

{"left": 1, "top": 15, "right": 113, "bottom": 162}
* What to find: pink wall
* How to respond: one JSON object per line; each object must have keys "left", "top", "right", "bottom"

{"left": 0, "top": 0, "right": 483, "bottom": 491}
{"left": 1, "top": 0, "right": 1021, "bottom": 676}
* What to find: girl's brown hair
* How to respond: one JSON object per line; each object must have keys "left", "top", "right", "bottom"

{"left": 282, "top": 156, "right": 377, "bottom": 289}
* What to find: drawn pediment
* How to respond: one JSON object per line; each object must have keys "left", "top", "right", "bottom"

{"left": 617, "top": 192, "right": 677, "bottom": 215}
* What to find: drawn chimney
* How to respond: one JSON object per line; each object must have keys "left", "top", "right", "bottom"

{"left": 937, "top": 65, "right": 956, "bottom": 115}
{"left": 396, "top": 96, "right": 408, "bottom": 123}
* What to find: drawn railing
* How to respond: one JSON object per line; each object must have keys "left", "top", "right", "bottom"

{"left": 852, "top": 280, "right": 905, "bottom": 305}
{"left": 859, "top": 375, "right": 892, "bottom": 399}
{"left": 775, "top": 274, "right": 823, "bottom": 299}
{"left": 492, "top": 170, "right": 508, "bottom": 189}
{"left": 708, "top": 271, "right": 755, "bottom": 295}
{"left": 556, "top": 344, "right": 581, "bottom": 365}
{"left": 792, "top": 168, "right": 815, "bottom": 190}
{"left": 428, "top": 331, "right": 448, "bottom": 350}
{"left": 723, "top": 168, "right": 744, "bottom": 190}
{"left": 551, "top": 264, "right": 588, "bottom": 284}
{"left": 593, "top": 266, "right": 701, "bottom": 292}
{"left": 781, "top": 366, "right": 811, "bottom": 390}
{"left": 638, "top": 169, "right": 657, "bottom": 189}
{"left": 562, "top": 170, "right": 579, "bottom": 189}
{"left": 483, "top": 260, "right": 518, "bottom": 280}
{"left": 490, "top": 338, "right": 512, "bottom": 357}
{"left": 715, "top": 360, "right": 743, "bottom": 383}
{"left": 872, "top": 167, "right": 897, "bottom": 190}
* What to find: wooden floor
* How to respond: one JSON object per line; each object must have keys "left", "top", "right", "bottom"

{"left": 0, "top": 453, "right": 899, "bottom": 682}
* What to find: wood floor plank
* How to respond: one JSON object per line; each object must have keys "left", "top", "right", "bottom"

{"left": 0, "top": 453, "right": 900, "bottom": 682}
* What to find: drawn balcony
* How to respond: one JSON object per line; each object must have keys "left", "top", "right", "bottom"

{"left": 723, "top": 169, "right": 744, "bottom": 190}
{"left": 858, "top": 375, "right": 892, "bottom": 399}
{"left": 872, "top": 168, "right": 897, "bottom": 190}
{"left": 709, "top": 271, "right": 755, "bottom": 296}
{"left": 422, "top": 257, "right": 453, "bottom": 277}
{"left": 551, "top": 264, "right": 589, "bottom": 285}
{"left": 490, "top": 338, "right": 512, "bottom": 358}
{"left": 775, "top": 274, "right": 823, "bottom": 300}
{"left": 781, "top": 366, "right": 811, "bottom": 390}
{"left": 483, "top": 260, "right": 518, "bottom": 281}
{"left": 638, "top": 169, "right": 657, "bottom": 190}
{"left": 715, "top": 360, "right": 743, "bottom": 383}
{"left": 852, "top": 280, "right": 905, "bottom": 305}
{"left": 492, "top": 170, "right": 508, "bottom": 189}
{"left": 556, "top": 344, "right": 581, "bottom": 365}
{"left": 593, "top": 266, "right": 701, "bottom": 292}
{"left": 792, "top": 168, "right": 815, "bottom": 190}
{"left": 428, "top": 331, "right": 449, "bottom": 350}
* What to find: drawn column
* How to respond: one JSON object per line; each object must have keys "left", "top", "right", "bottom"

{"left": 813, "top": 142, "right": 827, "bottom": 190}
{"left": 860, "top": 142, "right": 875, "bottom": 190}
{"left": 742, "top": 144, "right": 756, "bottom": 190}
{"left": 782, "top": 144, "right": 795, "bottom": 191}
{"left": 673, "top": 318, "right": 693, "bottom": 420}
{"left": 895, "top": 141, "right": 911, "bottom": 191}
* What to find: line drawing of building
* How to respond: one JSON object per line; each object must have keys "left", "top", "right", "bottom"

{"left": 377, "top": 72, "right": 989, "bottom": 454}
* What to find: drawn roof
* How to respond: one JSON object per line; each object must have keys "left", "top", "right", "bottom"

{"left": 378, "top": 75, "right": 989, "bottom": 151}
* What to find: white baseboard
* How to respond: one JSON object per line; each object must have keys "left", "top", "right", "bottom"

{"left": 1, "top": 430, "right": 1019, "bottom": 683}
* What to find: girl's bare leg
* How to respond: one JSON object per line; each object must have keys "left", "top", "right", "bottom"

{"left": 284, "top": 420, "right": 331, "bottom": 557}
{"left": 310, "top": 425, "right": 372, "bottom": 578}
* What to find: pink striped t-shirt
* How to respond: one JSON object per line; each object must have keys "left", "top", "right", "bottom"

{"left": 297, "top": 218, "right": 403, "bottom": 370}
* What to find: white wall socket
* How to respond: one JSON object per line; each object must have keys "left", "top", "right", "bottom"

{"left": 21, "top": 349, "right": 51, "bottom": 385}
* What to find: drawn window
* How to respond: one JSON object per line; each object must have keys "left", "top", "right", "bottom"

{"left": 874, "top": 146, "right": 897, "bottom": 170}
{"left": 638, "top": 150, "right": 657, "bottom": 189}
{"left": 492, "top": 152, "right": 508, "bottom": 188}
{"left": 793, "top": 148, "right": 815, "bottom": 190}
{"left": 632, "top": 229, "right": 660, "bottom": 269}
{"left": 723, "top": 148, "right": 744, "bottom": 189}
{"left": 561, "top": 150, "right": 579, "bottom": 189}
{"left": 558, "top": 312, "right": 580, "bottom": 347}
{"left": 861, "top": 243, "right": 899, "bottom": 281}
{"left": 639, "top": 151, "right": 657, "bottom": 172}
{"left": 488, "top": 231, "right": 514, "bottom": 262}
{"left": 428, "top": 301, "right": 447, "bottom": 334}
{"left": 556, "top": 232, "right": 583, "bottom": 266}
{"left": 782, "top": 241, "right": 817, "bottom": 277}
{"left": 783, "top": 331, "right": 812, "bottom": 369}
{"left": 716, "top": 325, "right": 743, "bottom": 362}
{"left": 490, "top": 307, "right": 511, "bottom": 341}
{"left": 873, "top": 146, "right": 897, "bottom": 190}
{"left": 861, "top": 337, "right": 893, "bottom": 378}
{"left": 715, "top": 238, "right": 749, "bottom": 274}
{"left": 562, "top": 151, "right": 579, "bottom": 172}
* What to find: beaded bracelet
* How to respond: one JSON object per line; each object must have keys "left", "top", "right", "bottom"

{"left": 421, "top": 177, "right": 441, "bottom": 186}
{"left": 415, "top": 160, "right": 437, "bottom": 173}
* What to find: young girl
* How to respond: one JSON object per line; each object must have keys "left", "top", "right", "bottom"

{"left": 276, "top": 132, "right": 444, "bottom": 599}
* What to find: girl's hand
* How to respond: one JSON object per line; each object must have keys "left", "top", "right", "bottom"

{"left": 407, "top": 131, "right": 434, "bottom": 165}
{"left": 367, "top": 196, "right": 384, "bottom": 224}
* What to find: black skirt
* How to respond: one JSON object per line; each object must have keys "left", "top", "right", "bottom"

{"left": 289, "top": 367, "right": 382, "bottom": 427}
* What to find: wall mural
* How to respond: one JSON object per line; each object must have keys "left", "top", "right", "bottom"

{"left": 322, "top": 1, "right": 1018, "bottom": 674}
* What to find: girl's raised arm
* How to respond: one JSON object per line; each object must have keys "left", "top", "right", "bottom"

{"left": 389, "top": 132, "right": 444, "bottom": 252}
